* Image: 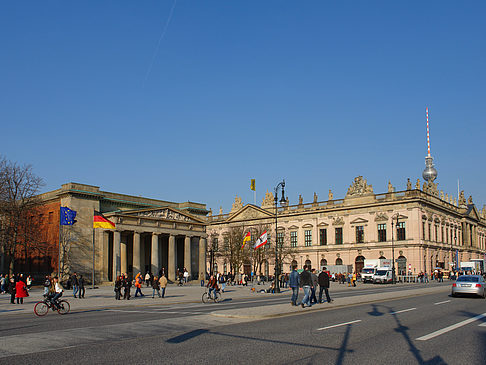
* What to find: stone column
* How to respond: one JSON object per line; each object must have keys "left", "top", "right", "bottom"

{"left": 168, "top": 235, "right": 176, "bottom": 282}
{"left": 113, "top": 231, "right": 121, "bottom": 279}
{"left": 184, "top": 235, "right": 192, "bottom": 279}
{"left": 120, "top": 239, "right": 127, "bottom": 275}
{"left": 199, "top": 237, "right": 207, "bottom": 281}
{"left": 151, "top": 233, "right": 159, "bottom": 275}
{"left": 133, "top": 232, "right": 141, "bottom": 275}
{"left": 102, "top": 231, "right": 110, "bottom": 281}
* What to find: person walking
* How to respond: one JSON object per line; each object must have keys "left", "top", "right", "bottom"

{"left": 8, "top": 277, "right": 16, "bottom": 304}
{"left": 310, "top": 269, "right": 319, "bottom": 304}
{"left": 352, "top": 272, "right": 357, "bottom": 287}
{"left": 114, "top": 276, "right": 123, "bottom": 300}
{"left": 71, "top": 272, "right": 79, "bottom": 298}
{"left": 152, "top": 276, "right": 161, "bottom": 298}
{"left": 300, "top": 265, "right": 313, "bottom": 308}
{"left": 78, "top": 275, "right": 85, "bottom": 298}
{"left": 15, "top": 278, "right": 29, "bottom": 304}
{"left": 219, "top": 273, "right": 226, "bottom": 293}
{"left": 26, "top": 275, "right": 33, "bottom": 289}
{"left": 123, "top": 274, "right": 131, "bottom": 300}
{"left": 318, "top": 267, "right": 333, "bottom": 303}
{"left": 183, "top": 268, "right": 189, "bottom": 284}
{"left": 289, "top": 265, "right": 300, "bottom": 306}
{"left": 134, "top": 273, "right": 144, "bottom": 297}
{"left": 43, "top": 275, "right": 51, "bottom": 296}
{"left": 145, "top": 272, "right": 151, "bottom": 287}
{"left": 159, "top": 274, "right": 167, "bottom": 298}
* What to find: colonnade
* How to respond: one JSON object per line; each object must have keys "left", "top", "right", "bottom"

{"left": 109, "top": 230, "right": 207, "bottom": 282}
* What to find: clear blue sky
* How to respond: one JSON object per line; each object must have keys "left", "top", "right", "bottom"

{"left": 1, "top": 1, "right": 485, "bottom": 213}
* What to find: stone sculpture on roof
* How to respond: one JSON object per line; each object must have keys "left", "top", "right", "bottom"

{"left": 261, "top": 190, "right": 274, "bottom": 209}
{"left": 346, "top": 176, "right": 373, "bottom": 197}
{"left": 231, "top": 195, "right": 243, "bottom": 213}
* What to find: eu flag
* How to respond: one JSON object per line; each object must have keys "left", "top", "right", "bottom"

{"left": 60, "top": 207, "right": 77, "bottom": 225}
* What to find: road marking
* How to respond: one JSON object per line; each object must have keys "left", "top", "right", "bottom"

{"left": 317, "top": 320, "right": 361, "bottom": 330}
{"left": 416, "top": 313, "right": 486, "bottom": 341}
{"left": 390, "top": 308, "right": 416, "bottom": 315}
{"left": 477, "top": 322, "right": 486, "bottom": 327}
{"left": 434, "top": 300, "right": 451, "bottom": 305}
{"left": 105, "top": 309, "right": 147, "bottom": 313}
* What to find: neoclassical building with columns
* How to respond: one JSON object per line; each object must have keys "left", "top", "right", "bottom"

{"left": 28, "top": 183, "right": 209, "bottom": 283}
{"left": 207, "top": 176, "right": 486, "bottom": 276}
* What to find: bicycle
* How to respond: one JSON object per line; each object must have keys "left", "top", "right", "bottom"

{"left": 202, "top": 288, "right": 221, "bottom": 303}
{"left": 34, "top": 296, "right": 70, "bottom": 316}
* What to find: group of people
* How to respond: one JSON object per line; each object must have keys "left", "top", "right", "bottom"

{"left": 289, "top": 265, "right": 333, "bottom": 308}
{"left": 67, "top": 272, "right": 86, "bottom": 298}
{"left": 1, "top": 273, "right": 31, "bottom": 304}
{"left": 114, "top": 272, "right": 168, "bottom": 300}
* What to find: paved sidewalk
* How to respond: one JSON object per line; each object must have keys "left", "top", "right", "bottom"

{"left": 0, "top": 280, "right": 451, "bottom": 315}
{"left": 211, "top": 284, "right": 451, "bottom": 319}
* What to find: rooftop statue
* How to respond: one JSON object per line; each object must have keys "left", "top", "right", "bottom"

{"left": 346, "top": 176, "right": 373, "bottom": 197}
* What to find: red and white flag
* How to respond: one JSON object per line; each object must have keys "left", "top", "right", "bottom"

{"left": 253, "top": 231, "right": 268, "bottom": 249}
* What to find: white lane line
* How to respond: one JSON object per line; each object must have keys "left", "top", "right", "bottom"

{"left": 434, "top": 300, "right": 451, "bottom": 305}
{"left": 105, "top": 309, "right": 147, "bottom": 313}
{"left": 317, "top": 320, "right": 361, "bottom": 331}
{"left": 416, "top": 313, "right": 486, "bottom": 341}
{"left": 477, "top": 322, "right": 486, "bottom": 327}
{"left": 390, "top": 308, "right": 416, "bottom": 315}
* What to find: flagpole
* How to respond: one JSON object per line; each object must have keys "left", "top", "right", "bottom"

{"left": 92, "top": 227, "right": 95, "bottom": 289}
{"left": 58, "top": 208, "right": 62, "bottom": 278}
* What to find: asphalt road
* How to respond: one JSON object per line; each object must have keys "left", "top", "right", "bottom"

{"left": 1, "top": 282, "right": 485, "bottom": 364}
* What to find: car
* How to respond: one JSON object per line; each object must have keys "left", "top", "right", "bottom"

{"left": 451, "top": 275, "right": 486, "bottom": 298}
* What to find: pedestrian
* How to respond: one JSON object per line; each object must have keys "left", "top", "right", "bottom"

{"left": 71, "top": 272, "right": 79, "bottom": 298}
{"left": 159, "top": 274, "right": 167, "bottom": 298}
{"left": 310, "top": 269, "right": 319, "bottom": 304}
{"left": 152, "top": 276, "right": 161, "bottom": 298}
{"left": 0, "top": 274, "right": 6, "bottom": 294}
{"left": 123, "top": 274, "right": 131, "bottom": 300}
{"left": 26, "top": 275, "right": 33, "bottom": 289}
{"left": 241, "top": 274, "right": 247, "bottom": 286}
{"left": 289, "top": 265, "right": 300, "bottom": 306}
{"left": 114, "top": 275, "right": 123, "bottom": 300}
{"left": 352, "top": 272, "right": 357, "bottom": 287}
{"left": 8, "top": 277, "right": 16, "bottom": 304}
{"left": 300, "top": 265, "right": 313, "bottom": 308}
{"left": 200, "top": 272, "right": 205, "bottom": 287}
{"left": 43, "top": 275, "right": 51, "bottom": 296}
{"left": 15, "top": 279, "right": 29, "bottom": 304}
{"left": 145, "top": 272, "right": 151, "bottom": 287}
{"left": 78, "top": 275, "right": 85, "bottom": 298}
{"left": 134, "top": 273, "right": 144, "bottom": 297}
{"left": 318, "top": 267, "right": 333, "bottom": 303}
{"left": 219, "top": 273, "right": 226, "bottom": 293}
{"left": 183, "top": 268, "right": 189, "bottom": 283}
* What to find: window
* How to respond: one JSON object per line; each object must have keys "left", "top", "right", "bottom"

{"left": 212, "top": 238, "right": 218, "bottom": 251}
{"left": 319, "top": 229, "right": 327, "bottom": 245}
{"left": 336, "top": 257, "right": 343, "bottom": 265}
{"left": 446, "top": 227, "right": 449, "bottom": 244}
{"left": 422, "top": 222, "right": 426, "bottom": 240}
{"left": 48, "top": 211, "right": 54, "bottom": 224}
{"left": 356, "top": 226, "right": 364, "bottom": 243}
{"left": 397, "top": 222, "right": 406, "bottom": 241}
{"left": 277, "top": 232, "right": 284, "bottom": 248}
{"left": 378, "top": 224, "right": 387, "bottom": 242}
{"left": 290, "top": 231, "right": 297, "bottom": 247}
{"left": 428, "top": 224, "right": 431, "bottom": 241}
{"left": 335, "top": 227, "right": 343, "bottom": 245}
{"left": 223, "top": 237, "right": 229, "bottom": 250}
{"left": 434, "top": 225, "right": 438, "bottom": 242}
{"left": 304, "top": 230, "right": 312, "bottom": 247}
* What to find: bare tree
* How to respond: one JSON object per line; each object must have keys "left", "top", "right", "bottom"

{"left": 267, "top": 227, "right": 299, "bottom": 276}
{"left": 219, "top": 225, "right": 251, "bottom": 276}
{"left": 0, "top": 157, "right": 44, "bottom": 275}
{"left": 250, "top": 224, "right": 271, "bottom": 276}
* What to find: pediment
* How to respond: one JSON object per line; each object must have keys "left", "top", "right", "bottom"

{"left": 120, "top": 207, "right": 204, "bottom": 224}
{"left": 317, "top": 222, "right": 329, "bottom": 227}
{"left": 302, "top": 223, "right": 313, "bottom": 228}
{"left": 466, "top": 205, "right": 480, "bottom": 221}
{"left": 288, "top": 225, "right": 299, "bottom": 230}
{"left": 374, "top": 213, "right": 389, "bottom": 222}
{"left": 226, "top": 204, "right": 274, "bottom": 222}
{"left": 350, "top": 217, "right": 368, "bottom": 224}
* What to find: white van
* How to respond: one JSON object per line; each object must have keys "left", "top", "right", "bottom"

{"left": 373, "top": 268, "right": 393, "bottom": 284}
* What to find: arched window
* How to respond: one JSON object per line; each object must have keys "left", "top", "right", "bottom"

{"left": 336, "top": 258, "right": 343, "bottom": 265}
{"left": 379, "top": 256, "right": 386, "bottom": 259}
{"left": 305, "top": 259, "right": 312, "bottom": 269}
{"left": 320, "top": 258, "right": 327, "bottom": 269}
{"left": 397, "top": 255, "right": 407, "bottom": 275}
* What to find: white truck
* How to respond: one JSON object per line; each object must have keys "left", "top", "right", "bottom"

{"left": 361, "top": 259, "right": 391, "bottom": 283}
{"left": 373, "top": 268, "right": 394, "bottom": 284}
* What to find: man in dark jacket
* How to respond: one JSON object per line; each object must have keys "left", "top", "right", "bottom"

{"left": 289, "top": 265, "right": 300, "bottom": 306}
{"left": 299, "top": 265, "right": 313, "bottom": 308}
{"left": 318, "top": 267, "right": 333, "bottom": 303}
{"left": 310, "top": 269, "right": 319, "bottom": 304}
{"left": 78, "top": 275, "right": 85, "bottom": 298}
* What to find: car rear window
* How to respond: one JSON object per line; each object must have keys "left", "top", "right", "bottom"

{"left": 456, "top": 276, "right": 479, "bottom": 282}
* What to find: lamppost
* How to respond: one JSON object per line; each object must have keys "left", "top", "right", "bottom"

{"left": 454, "top": 234, "right": 457, "bottom": 270}
{"left": 274, "top": 179, "right": 287, "bottom": 293}
{"left": 391, "top": 214, "right": 399, "bottom": 284}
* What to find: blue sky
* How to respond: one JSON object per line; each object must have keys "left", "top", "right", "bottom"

{"left": 1, "top": 1, "right": 485, "bottom": 213}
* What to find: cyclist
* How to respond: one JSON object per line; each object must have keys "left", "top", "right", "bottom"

{"left": 206, "top": 274, "right": 219, "bottom": 299}
{"left": 49, "top": 276, "right": 64, "bottom": 308}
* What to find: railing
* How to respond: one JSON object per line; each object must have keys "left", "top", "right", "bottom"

{"left": 397, "top": 275, "right": 419, "bottom": 283}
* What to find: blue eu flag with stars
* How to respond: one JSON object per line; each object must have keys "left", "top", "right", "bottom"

{"left": 60, "top": 207, "right": 77, "bottom": 225}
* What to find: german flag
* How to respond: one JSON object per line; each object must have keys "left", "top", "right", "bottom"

{"left": 93, "top": 211, "right": 116, "bottom": 229}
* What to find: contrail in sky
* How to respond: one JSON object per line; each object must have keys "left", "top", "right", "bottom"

{"left": 143, "top": 0, "right": 178, "bottom": 87}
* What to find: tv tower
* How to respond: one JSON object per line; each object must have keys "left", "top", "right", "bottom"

{"left": 422, "top": 107, "right": 438, "bottom": 182}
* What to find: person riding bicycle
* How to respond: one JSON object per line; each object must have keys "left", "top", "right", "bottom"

{"left": 48, "top": 277, "right": 64, "bottom": 308}
{"left": 206, "top": 275, "right": 219, "bottom": 299}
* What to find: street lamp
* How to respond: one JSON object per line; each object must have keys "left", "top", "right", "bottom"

{"left": 274, "top": 179, "right": 287, "bottom": 293}
{"left": 391, "top": 214, "right": 399, "bottom": 284}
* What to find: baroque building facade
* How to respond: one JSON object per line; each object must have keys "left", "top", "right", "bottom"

{"left": 207, "top": 176, "right": 486, "bottom": 276}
